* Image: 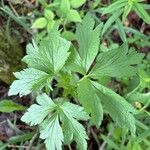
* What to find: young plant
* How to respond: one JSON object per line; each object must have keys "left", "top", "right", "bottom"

{"left": 9, "top": 14, "right": 144, "bottom": 150}
{"left": 32, "top": 0, "right": 84, "bottom": 32}
{"left": 97, "top": 0, "right": 150, "bottom": 36}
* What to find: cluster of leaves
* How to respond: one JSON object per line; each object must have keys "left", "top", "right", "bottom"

{"left": 32, "top": 0, "right": 85, "bottom": 33}
{"left": 8, "top": 13, "right": 145, "bottom": 149}
{"left": 100, "top": 122, "right": 150, "bottom": 150}
{"left": 96, "top": 0, "right": 150, "bottom": 41}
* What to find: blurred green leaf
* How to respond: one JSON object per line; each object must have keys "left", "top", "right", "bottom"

{"left": 59, "top": 0, "right": 70, "bottom": 16}
{"left": 70, "top": 0, "right": 86, "bottom": 8}
{"left": 101, "top": 134, "right": 120, "bottom": 150}
{"left": 67, "top": 9, "right": 82, "bottom": 22}
{"left": 61, "top": 30, "right": 76, "bottom": 41}
{"left": 31, "top": 17, "right": 47, "bottom": 29}
{"left": 133, "top": 2, "right": 150, "bottom": 24}
{"left": 44, "top": 9, "right": 54, "bottom": 20}
{"left": 102, "top": 9, "right": 123, "bottom": 36}
{"left": 0, "top": 100, "right": 26, "bottom": 113}
{"left": 139, "top": 70, "right": 150, "bottom": 88}
{"left": 116, "top": 18, "right": 126, "bottom": 42}
{"left": 8, "top": 132, "right": 35, "bottom": 143}
{"left": 47, "top": 20, "right": 55, "bottom": 32}
{"left": 136, "top": 128, "right": 150, "bottom": 143}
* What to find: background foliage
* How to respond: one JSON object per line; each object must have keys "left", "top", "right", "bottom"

{"left": 0, "top": 0, "right": 149, "bottom": 150}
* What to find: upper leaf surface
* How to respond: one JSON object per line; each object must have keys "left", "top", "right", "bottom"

{"left": 101, "top": 0, "right": 127, "bottom": 15}
{"left": 76, "top": 13, "right": 102, "bottom": 72}
{"left": 92, "top": 81, "right": 137, "bottom": 135}
{"left": 0, "top": 100, "right": 25, "bottom": 113}
{"left": 65, "top": 46, "right": 85, "bottom": 74}
{"left": 40, "top": 114, "right": 64, "bottom": 150}
{"left": 77, "top": 77, "right": 103, "bottom": 127}
{"left": 90, "top": 44, "right": 144, "bottom": 78}
{"left": 8, "top": 68, "right": 51, "bottom": 96}
{"left": 61, "top": 102, "right": 90, "bottom": 121}
{"left": 21, "top": 93, "right": 56, "bottom": 126}
{"left": 61, "top": 102, "right": 89, "bottom": 150}
{"left": 23, "top": 28, "right": 71, "bottom": 74}
{"left": 9, "top": 28, "right": 71, "bottom": 96}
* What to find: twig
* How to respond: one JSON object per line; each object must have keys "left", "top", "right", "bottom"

{"left": 99, "top": 132, "right": 112, "bottom": 150}
{"left": 27, "top": 132, "right": 38, "bottom": 150}
{"left": 7, "top": 144, "right": 36, "bottom": 149}
{"left": 8, "top": 2, "right": 19, "bottom": 17}
{"left": 68, "top": 145, "right": 72, "bottom": 150}
{"left": 90, "top": 128, "right": 101, "bottom": 148}
{"left": 23, "top": 0, "right": 35, "bottom": 8}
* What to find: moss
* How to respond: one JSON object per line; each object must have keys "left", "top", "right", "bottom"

{"left": 0, "top": 28, "right": 24, "bottom": 84}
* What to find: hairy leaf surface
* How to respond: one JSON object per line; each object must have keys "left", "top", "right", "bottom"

{"left": 21, "top": 94, "right": 56, "bottom": 126}
{"left": 90, "top": 45, "right": 144, "bottom": 78}
{"left": 76, "top": 13, "right": 102, "bottom": 72}
{"left": 23, "top": 29, "right": 71, "bottom": 74}
{"left": 92, "top": 81, "right": 137, "bottom": 135}
{"left": 61, "top": 102, "right": 89, "bottom": 150}
{"left": 8, "top": 68, "right": 51, "bottom": 96}
{"left": 77, "top": 77, "right": 103, "bottom": 127}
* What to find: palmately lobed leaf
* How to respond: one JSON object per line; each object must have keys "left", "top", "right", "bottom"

{"left": 8, "top": 68, "right": 51, "bottom": 97}
{"left": 40, "top": 114, "right": 64, "bottom": 150}
{"left": 61, "top": 102, "right": 89, "bottom": 150}
{"left": 9, "top": 27, "right": 71, "bottom": 97}
{"left": 65, "top": 46, "right": 86, "bottom": 75}
{"left": 90, "top": 44, "right": 144, "bottom": 78}
{"left": 77, "top": 77, "right": 103, "bottom": 127}
{"left": 21, "top": 94, "right": 56, "bottom": 126}
{"left": 20, "top": 93, "right": 89, "bottom": 150}
{"left": 23, "top": 29, "right": 71, "bottom": 74}
{"left": 92, "top": 81, "right": 137, "bottom": 135}
{"left": 76, "top": 13, "right": 103, "bottom": 72}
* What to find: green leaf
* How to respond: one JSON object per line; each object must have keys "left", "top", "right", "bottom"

{"left": 90, "top": 44, "right": 144, "bottom": 78}
{"left": 116, "top": 18, "right": 126, "bottom": 42}
{"left": 21, "top": 93, "right": 56, "bottom": 126}
{"left": 101, "top": 134, "right": 120, "bottom": 150}
{"left": 92, "top": 81, "right": 137, "bottom": 135}
{"left": 77, "top": 77, "right": 103, "bottom": 127}
{"left": 65, "top": 46, "right": 85, "bottom": 74}
{"left": 67, "top": 9, "right": 82, "bottom": 23}
{"left": 70, "top": 0, "right": 86, "bottom": 8}
{"left": 40, "top": 114, "right": 64, "bottom": 150}
{"left": 133, "top": 2, "right": 150, "bottom": 24}
{"left": 38, "top": 100, "right": 89, "bottom": 150}
{"left": 122, "top": 4, "right": 132, "bottom": 22}
{"left": 8, "top": 68, "right": 51, "bottom": 96}
{"left": 62, "top": 116, "right": 73, "bottom": 145}
{"left": 61, "top": 102, "right": 90, "bottom": 121}
{"left": 61, "top": 30, "right": 76, "bottom": 41}
{"left": 0, "top": 6, "right": 29, "bottom": 31}
{"left": 136, "top": 128, "right": 150, "bottom": 143}
{"left": 61, "top": 102, "right": 89, "bottom": 150}
{"left": 31, "top": 17, "right": 47, "bottom": 29}
{"left": 47, "top": 20, "right": 55, "bottom": 32}
{"left": 59, "top": 0, "right": 70, "bottom": 16}
{"left": 44, "top": 9, "right": 54, "bottom": 20}
{"left": 102, "top": 9, "right": 123, "bottom": 36}
{"left": 76, "top": 13, "right": 103, "bottom": 72}
{"left": 102, "top": 0, "right": 127, "bottom": 15}
{"left": 139, "top": 70, "right": 150, "bottom": 88}
{"left": 23, "top": 29, "right": 71, "bottom": 74}
{"left": 0, "top": 141, "right": 7, "bottom": 150}
{"left": 9, "top": 132, "right": 35, "bottom": 143}
{"left": 0, "top": 100, "right": 25, "bottom": 112}
{"left": 127, "top": 92, "right": 150, "bottom": 105}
